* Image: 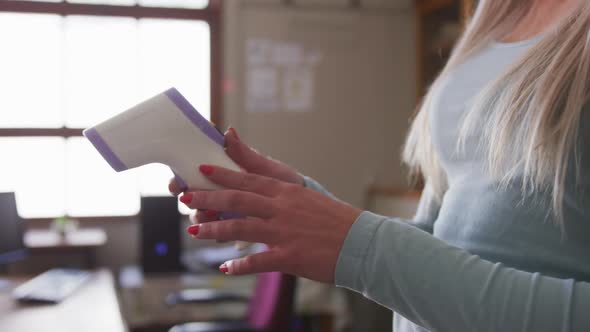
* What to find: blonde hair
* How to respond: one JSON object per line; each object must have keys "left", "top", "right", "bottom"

{"left": 403, "top": 0, "right": 590, "bottom": 223}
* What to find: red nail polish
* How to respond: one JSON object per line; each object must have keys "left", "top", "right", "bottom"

{"left": 187, "top": 224, "right": 200, "bottom": 236}
{"left": 205, "top": 210, "right": 218, "bottom": 218}
{"left": 229, "top": 127, "right": 240, "bottom": 142}
{"left": 219, "top": 265, "right": 228, "bottom": 273}
{"left": 180, "top": 193, "right": 193, "bottom": 204}
{"left": 199, "top": 165, "right": 214, "bottom": 176}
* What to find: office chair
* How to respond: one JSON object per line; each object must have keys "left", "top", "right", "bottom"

{"left": 169, "top": 272, "right": 297, "bottom": 332}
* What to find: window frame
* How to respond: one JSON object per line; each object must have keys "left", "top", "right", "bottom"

{"left": 0, "top": 0, "right": 223, "bottom": 222}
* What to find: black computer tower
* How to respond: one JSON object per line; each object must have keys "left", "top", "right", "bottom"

{"left": 140, "top": 196, "right": 183, "bottom": 273}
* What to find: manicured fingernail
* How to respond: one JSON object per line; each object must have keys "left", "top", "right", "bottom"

{"left": 199, "top": 165, "right": 215, "bottom": 176}
{"left": 187, "top": 224, "right": 200, "bottom": 237}
{"left": 219, "top": 264, "right": 229, "bottom": 274}
{"left": 228, "top": 127, "right": 240, "bottom": 141}
{"left": 205, "top": 210, "right": 218, "bottom": 218}
{"left": 180, "top": 193, "right": 193, "bottom": 204}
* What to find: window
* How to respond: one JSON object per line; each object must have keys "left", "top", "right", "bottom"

{"left": 0, "top": 0, "right": 221, "bottom": 219}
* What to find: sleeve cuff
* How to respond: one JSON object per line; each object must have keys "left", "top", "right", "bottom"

{"left": 335, "top": 211, "right": 386, "bottom": 290}
{"left": 302, "top": 175, "right": 323, "bottom": 191}
{"left": 302, "top": 175, "right": 339, "bottom": 200}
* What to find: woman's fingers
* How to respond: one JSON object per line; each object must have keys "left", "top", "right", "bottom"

{"left": 191, "top": 211, "right": 228, "bottom": 243}
{"left": 220, "top": 250, "right": 284, "bottom": 275}
{"left": 168, "top": 178, "right": 183, "bottom": 196}
{"left": 191, "top": 210, "right": 219, "bottom": 224}
{"left": 225, "top": 128, "right": 274, "bottom": 175}
{"left": 181, "top": 190, "right": 276, "bottom": 219}
{"left": 190, "top": 219, "right": 279, "bottom": 245}
{"left": 225, "top": 128, "right": 304, "bottom": 186}
{"left": 199, "top": 165, "right": 282, "bottom": 197}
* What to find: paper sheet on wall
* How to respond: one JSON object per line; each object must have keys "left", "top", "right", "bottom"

{"left": 246, "top": 67, "right": 279, "bottom": 112}
{"left": 283, "top": 67, "right": 313, "bottom": 112}
{"left": 246, "top": 39, "right": 272, "bottom": 66}
{"left": 245, "top": 38, "right": 322, "bottom": 113}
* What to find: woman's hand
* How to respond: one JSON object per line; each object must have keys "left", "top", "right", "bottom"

{"left": 169, "top": 127, "right": 305, "bottom": 223}
{"left": 180, "top": 165, "right": 362, "bottom": 284}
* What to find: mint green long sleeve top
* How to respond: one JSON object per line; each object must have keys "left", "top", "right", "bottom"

{"left": 304, "top": 37, "right": 590, "bottom": 332}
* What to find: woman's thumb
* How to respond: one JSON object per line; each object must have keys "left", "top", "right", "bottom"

{"left": 225, "top": 127, "right": 267, "bottom": 173}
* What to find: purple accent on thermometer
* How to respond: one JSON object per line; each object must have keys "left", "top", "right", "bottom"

{"left": 172, "top": 170, "right": 189, "bottom": 192}
{"left": 219, "top": 212, "right": 242, "bottom": 220}
{"left": 163, "top": 88, "right": 244, "bottom": 220}
{"left": 83, "top": 128, "right": 128, "bottom": 172}
{"left": 164, "top": 87, "right": 226, "bottom": 192}
{"left": 164, "top": 88, "right": 224, "bottom": 147}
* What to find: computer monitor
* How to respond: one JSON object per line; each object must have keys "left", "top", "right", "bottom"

{"left": 0, "top": 192, "right": 26, "bottom": 266}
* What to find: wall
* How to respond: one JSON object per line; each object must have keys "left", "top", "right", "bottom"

{"left": 223, "top": 0, "right": 417, "bottom": 208}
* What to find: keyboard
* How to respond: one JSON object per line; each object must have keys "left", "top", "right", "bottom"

{"left": 12, "top": 268, "right": 91, "bottom": 304}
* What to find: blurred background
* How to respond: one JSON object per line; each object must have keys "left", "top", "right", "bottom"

{"left": 0, "top": 0, "right": 472, "bottom": 331}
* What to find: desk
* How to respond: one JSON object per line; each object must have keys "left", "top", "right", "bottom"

{"left": 118, "top": 267, "right": 347, "bottom": 332}
{"left": 119, "top": 268, "right": 255, "bottom": 331}
{"left": 24, "top": 228, "right": 107, "bottom": 268}
{"left": 0, "top": 269, "right": 127, "bottom": 332}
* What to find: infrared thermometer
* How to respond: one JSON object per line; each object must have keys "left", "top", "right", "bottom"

{"left": 84, "top": 88, "right": 250, "bottom": 249}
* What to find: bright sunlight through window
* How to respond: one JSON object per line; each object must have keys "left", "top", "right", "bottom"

{"left": 0, "top": 10, "right": 210, "bottom": 218}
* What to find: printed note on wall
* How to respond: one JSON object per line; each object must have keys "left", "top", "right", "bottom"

{"left": 246, "top": 67, "right": 279, "bottom": 112}
{"left": 245, "top": 38, "right": 322, "bottom": 113}
{"left": 283, "top": 67, "right": 313, "bottom": 112}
